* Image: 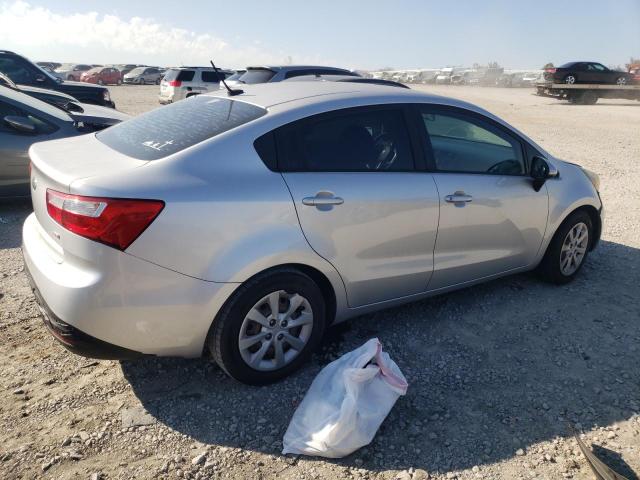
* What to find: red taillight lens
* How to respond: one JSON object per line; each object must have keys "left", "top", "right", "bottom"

{"left": 546, "top": 68, "right": 557, "bottom": 74}
{"left": 46, "top": 189, "right": 164, "bottom": 250}
{"left": 168, "top": 80, "right": 181, "bottom": 87}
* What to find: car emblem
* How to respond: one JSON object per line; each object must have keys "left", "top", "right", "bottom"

{"left": 32, "top": 176, "right": 38, "bottom": 190}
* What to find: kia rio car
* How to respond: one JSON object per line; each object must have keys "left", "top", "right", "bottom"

{"left": 23, "top": 83, "right": 603, "bottom": 384}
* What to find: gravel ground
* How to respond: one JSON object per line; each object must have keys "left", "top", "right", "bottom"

{"left": 0, "top": 84, "right": 639, "bottom": 480}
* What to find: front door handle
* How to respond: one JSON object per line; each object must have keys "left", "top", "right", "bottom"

{"left": 302, "top": 195, "right": 344, "bottom": 206}
{"left": 445, "top": 192, "right": 473, "bottom": 204}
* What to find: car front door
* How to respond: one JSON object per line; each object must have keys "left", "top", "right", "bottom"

{"left": 278, "top": 105, "right": 440, "bottom": 307}
{"left": 416, "top": 105, "right": 548, "bottom": 290}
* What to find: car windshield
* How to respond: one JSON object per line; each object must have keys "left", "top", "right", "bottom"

{"left": 86, "top": 67, "right": 101, "bottom": 74}
{"left": 129, "top": 67, "right": 146, "bottom": 75}
{"left": 237, "top": 68, "right": 276, "bottom": 84}
{"left": 96, "top": 96, "right": 267, "bottom": 160}
{"left": 226, "top": 71, "right": 246, "bottom": 81}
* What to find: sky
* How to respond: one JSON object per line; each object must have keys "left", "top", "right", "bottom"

{"left": 1, "top": 0, "right": 638, "bottom": 70}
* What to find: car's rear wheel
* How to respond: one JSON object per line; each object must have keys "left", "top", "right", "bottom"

{"left": 208, "top": 269, "right": 326, "bottom": 385}
{"left": 564, "top": 74, "right": 577, "bottom": 84}
{"left": 117, "top": 78, "right": 122, "bottom": 85}
{"left": 155, "top": 78, "right": 161, "bottom": 85}
{"left": 538, "top": 211, "right": 592, "bottom": 284}
{"left": 97, "top": 79, "right": 104, "bottom": 85}
{"left": 615, "top": 76, "right": 627, "bottom": 85}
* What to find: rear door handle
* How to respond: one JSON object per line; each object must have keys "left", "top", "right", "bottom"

{"left": 302, "top": 196, "right": 344, "bottom": 206}
{"left": 445, "top": 192, "right": 473, "bottom": 203}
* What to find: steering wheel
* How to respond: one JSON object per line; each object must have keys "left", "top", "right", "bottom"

{"left": 369, "top": 133, "right": 397, "bottom": 170}
{"left": 487, "top": 159, "right": 522, "bottom": 175}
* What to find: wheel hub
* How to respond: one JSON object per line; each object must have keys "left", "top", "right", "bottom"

{"left": 560, "top": 222, "right": 589, "bottom": 276}
{"left": 238, "top": 290, "right": 314, "bottom": 371}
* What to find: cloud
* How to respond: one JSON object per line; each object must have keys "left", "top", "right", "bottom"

{"left": 0, "top": 1, "right": 310, "bottom": 67}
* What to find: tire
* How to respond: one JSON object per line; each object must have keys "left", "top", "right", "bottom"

{"left": 564, "top": 74, "right": 577, "bottom": 85}
{"left": 155, "top": 78, "right": 161, "bottom": 85}
{"left": 207, "top": 269, "right": 326, "bottom": 385}
{"left": 538, "top": 210, "right": 593, "bottom": 284}
{"left": 615, "top": 76, "right": 627, "bottom": 85}
{"left": 67, "top": 75, "right": 75, "bottom": 81}
{"left": 117, "top": 78, "right": 122, "bottom": 85}
{"left": 97, "top": 79, "right": 104, "bottom": 85}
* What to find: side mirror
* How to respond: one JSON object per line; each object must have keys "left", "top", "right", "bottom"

{"left": 530, "top": 156, "right": 550, "bottom": 192}
{"left": 35, "top": 73, "right": 46, "bottom": 82}
{"left": 4, "top": 115, "right": 37, "bottom": 134}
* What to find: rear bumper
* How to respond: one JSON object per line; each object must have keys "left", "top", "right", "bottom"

{"left": 24, "top": 263, "right": 145, "bottom": 359}
{"left": 22, "top": 213, "right": 239, "bottom": 358}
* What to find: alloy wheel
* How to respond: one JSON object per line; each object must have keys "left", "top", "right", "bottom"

{"left": 560, "top": 222, "right": 589, "bottom": 276}
{"left": 616, "top": 77, "right": 627, "bottom": 85}
{"left": 238, "top": 290, "right": 314, "bottom": 371}
{"left": 565, "top": 75, "right": 576, "bottom": 84}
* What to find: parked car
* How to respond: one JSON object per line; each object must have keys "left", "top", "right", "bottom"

{"left": 124, "top": 67, "right": 162, "bottom": 85}
{"left": 0, "top": 85, "right": 128, "bottom": 197}
{"left": 0, "top": 51, "right": 115, "bottom": 108}
{"left": 225, "top": 65, "right": 359, "bottom": 86}
{"left": 435, "top": 68, "right": 454, "bottom": 84}
{"left": 284, "top": 74, "right": 409, "bottom": 88}
{"left": 36, "top": 62, "right": 61, "bottom": 71}
{"left": 224, "top": 69, "right": 246, "bottom": 83}
{"left": 544, "top": 62, "right": 634, "bottom": 85}
{"left": 158, "top": 67, "right": 233, "bottom": 104}
{"left": 628, "top": 63, "right": 640, "bottom": 83}
{"left": 0, "top": 73, "right": 84, "bottom": 112}
{"left": 54, "top": 64, "right": 92, "bottom": 81}
{"left": 80, "top": 67, "right": 123, "bottom": 85}
{"left": 115, "top": 64, "right": 139, "bottom": 77}
{"left": 23, "top": 82, "right": 603, "bottom": 384}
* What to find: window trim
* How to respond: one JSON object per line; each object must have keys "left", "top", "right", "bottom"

{"left": 273, "top": 104, "right": 421, "bottom": 173}
{"left": 412, "top": 104, "right": 530, "bottom": 177}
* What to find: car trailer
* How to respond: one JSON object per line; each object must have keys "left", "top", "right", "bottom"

{"left": 535, "top": 82, "right": 640, "bottom": 104}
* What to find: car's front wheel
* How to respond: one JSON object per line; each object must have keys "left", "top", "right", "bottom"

{"left": 538, "top": 210, "right": 593, "bottom": 284}
{"left": 615, "top": 76, "right": 628, "bottom": 85}
{"left": 208, "top": 269, "right": 326, "bottom": 385}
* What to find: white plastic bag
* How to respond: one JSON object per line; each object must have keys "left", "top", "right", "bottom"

{"left": 282, "top": 338, "right": 408, "bottom": 458}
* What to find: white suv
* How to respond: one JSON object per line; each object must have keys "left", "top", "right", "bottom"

{"left": 159, "top": 67, "right": 233, "bottom": 104}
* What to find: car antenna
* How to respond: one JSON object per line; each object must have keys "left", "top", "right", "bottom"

{"left": 210, "top": 60, "right": 243, "bottom": 96}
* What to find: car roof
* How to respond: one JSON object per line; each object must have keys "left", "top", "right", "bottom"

{"left": 209, "top": 81, "right": 468, "bottom": 111}
{"left": 247, "top": 65, "right": 351, "bottom": 72}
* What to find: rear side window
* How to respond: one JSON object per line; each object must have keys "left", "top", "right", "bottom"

{"left": 277, "top": 107, "right": 415, "bottom": 172}
{"left": 163, "top": 69, "right": 195, "bottom": 82}
{"left": 97, "top": 96, "right": 267, "bottom": 160}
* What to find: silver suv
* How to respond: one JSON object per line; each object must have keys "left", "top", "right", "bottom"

{"left": 158, "top": 67, "right": 232, "bottom": 104}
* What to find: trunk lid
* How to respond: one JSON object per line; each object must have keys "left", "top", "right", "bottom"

{"left": 29, "top": 134, "right": 148, "bottom": 250}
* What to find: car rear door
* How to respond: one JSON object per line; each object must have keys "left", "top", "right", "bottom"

{"left": 415, "top": 105, "right": 548, "bottom": 290}
{"left": 278, "top": 105, "right": 440, "bottom": 307}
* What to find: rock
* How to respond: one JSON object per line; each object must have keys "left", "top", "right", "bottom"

{"left": 413, "top": 469, "right": 430, "bottom": 480}
{"left": 121, "top": 406, "right": 156, "bottom": 428}
{"left": 516, "top": 448, "right": 525, "bottom": 456}
{"left": 192, "top": 454, "right": 206, "bottom": 466}
{"left": 90, "top": 474, "right": 101, "bottom": 480}
{"left": 395, "top": 471, "right": 412, "bottom": 480}
{"left": 12, "top": 388, "right": 24, "bottom": 395}
{"left": 78, "top": 431, "right": 90, "bottom": 442}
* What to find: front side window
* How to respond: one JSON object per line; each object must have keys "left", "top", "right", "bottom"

{"left": 278, "top": 107, "right": 415, "bottom": 172}
{"left": 97, "top": 96, "right": 266, "bottom": 160}
{"left": 420, "top": 108, "right": 524, "bottom": 175}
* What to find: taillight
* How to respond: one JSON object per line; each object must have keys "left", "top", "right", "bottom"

{"left": 546, "top": 68, "right": 557, "bottom": 74}
{"left": 168, "top": 80, "right": 181, "bottom": 87}
{"left": 46, "top": 189, "right": 164, "bottom": 250}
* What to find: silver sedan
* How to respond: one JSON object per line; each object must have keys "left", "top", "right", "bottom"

{"left": 23, "top": 83, "right": 602, "bottom": 384}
